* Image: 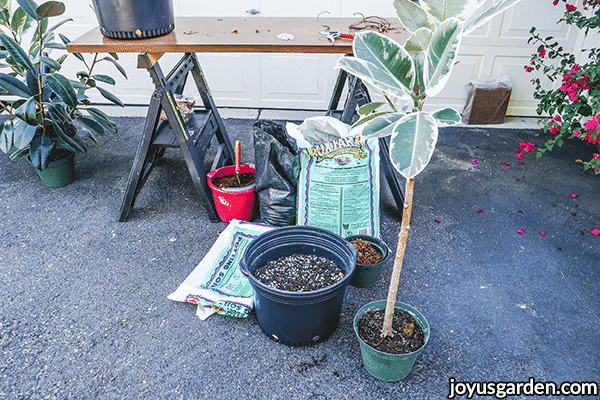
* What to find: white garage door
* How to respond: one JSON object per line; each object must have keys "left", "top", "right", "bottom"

{"left": 58, "top": 0, "right": 583, "bottom": 116}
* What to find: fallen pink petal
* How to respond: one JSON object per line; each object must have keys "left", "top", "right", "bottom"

{"left": 571, "top": 193, "right": 577, "bottom": 198}
{"left": 591, "top": 229, "right": 600, "bottom": 236}
{"left": 477, "top": 209, "right": 484, "bottom": 213}
{"left": 472, "top": 160, "right": 478, "bottom": 165}
{"left": 571, "top": 212, "right": 576, "bottom": 216}
{"left": 501, "top": 162, "right": 510, "bottom": 166}
{"left": 540, "top": 231, "right": 547, "bottom": 236}
{"left": 517, "top": 229, "right": 524, "bottom": 234}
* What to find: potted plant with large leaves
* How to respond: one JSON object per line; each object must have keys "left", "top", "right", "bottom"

{"left": 334, "top": 0, "right": 523, "bottom": 381}
{"left": 0, "top": 0, "right": 125, "bottom": 187}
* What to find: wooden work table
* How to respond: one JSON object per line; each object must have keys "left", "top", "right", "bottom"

{"left": 67, "top": 17, "right": 408, "bottom": 56}
{"left": 66, "top": 17, "right": 406, "bottom": 222}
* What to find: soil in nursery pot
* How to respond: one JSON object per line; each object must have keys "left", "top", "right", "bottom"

{"left": 350, "top": 239, "right": 382, "bottom": 264}
{"left": 212, "top": 172, "right": 255, "bottom": 188}
{"left": 254, "top": 254, "right": 345, "bottom": 292}
{"left": 358, "top": 308, "right": 425, "bottom": 354}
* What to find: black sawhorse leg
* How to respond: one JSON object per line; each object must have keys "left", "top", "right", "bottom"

{"left": 119, "top": 52, "right": 234, "bottom": 222}
{"left": 326, "top": 67, "right": 405, "bottom": 215}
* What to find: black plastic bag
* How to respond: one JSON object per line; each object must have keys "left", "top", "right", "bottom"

{"left": 253, "top": 120, "right": 300, "bottom": 226}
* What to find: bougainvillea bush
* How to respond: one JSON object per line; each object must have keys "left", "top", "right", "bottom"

{"left": 520, "top": 0, "right": 600, "bottom": 174}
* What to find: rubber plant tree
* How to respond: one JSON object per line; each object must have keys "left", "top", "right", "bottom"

{"left": 0, "top": 0, "right": 125, "bottom": 171}
{"left": 337, "top": 0, "right": 522, "bottom": 337}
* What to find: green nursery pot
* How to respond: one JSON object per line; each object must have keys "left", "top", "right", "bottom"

{"left": 346, "top": 235, "right": 389, "bottom": 288}
{"left": 354, "top": 300, "right": 430, "bottom": 382}
{"left": 31, "top": 152, "right": 75, "bottom": 188}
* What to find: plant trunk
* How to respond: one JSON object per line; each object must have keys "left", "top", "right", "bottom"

{"left": 381, "top": 177, "right": 415, "bottom": 338}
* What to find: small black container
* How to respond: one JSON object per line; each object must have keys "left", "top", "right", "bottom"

{"left": 240, "top": 226, "right": 357, "bottom": 346}
{"left": 346, "top": 235, "right": 389, "bottom": 288}
{"left": 92, "top": 0, "right": 175, "bottom": 39}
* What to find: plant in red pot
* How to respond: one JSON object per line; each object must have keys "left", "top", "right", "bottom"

{"left": 0, "top": 0, "right": 125, "bottom": 187}
{"left": 207, "top": 141, "right": 258, "bottom": 223}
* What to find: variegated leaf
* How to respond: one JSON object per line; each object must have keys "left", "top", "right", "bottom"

{"left": 424, "top": 17, "right": 463, "bottom": 97}
{"left": 356, "top": 112, "right": 405, "bottom": 140}
{"left": 352, "top": 31, "right": 415, "bottom": 93}
{"left": 388, "top": 111, "right": 438, "bottom": 179}
{"left": 420, "top": 0, "right": 480, "bottom": 22}
{"left": 464, "top": 0, "right": 522, "bottom": 34}
{"left": 404, "top": 28, "right": 433, "bottom": 56}
{"left": 393, "top": 0, "right": 438, "bottom": 33}
{"left": 432, "top": 107, "right": 461, "bottom": 125}
{"left": 336, "top": 57, "right": 409, "bottom": 100}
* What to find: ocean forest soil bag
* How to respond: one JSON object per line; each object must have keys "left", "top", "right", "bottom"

{"left": 168, "top": 220, "right": 273, "bottom": 320}
{"left": 287, "top": 117, "right": 380, "bottom": 238}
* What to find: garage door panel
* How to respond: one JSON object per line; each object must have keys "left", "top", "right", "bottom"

{"left": 499, "top": 0, "right": 570, "bottom": 39}
{"left": 260, "top": 55, "right": 324, "bottom": 98}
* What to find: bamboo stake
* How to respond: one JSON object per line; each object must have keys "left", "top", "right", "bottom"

{"left": 234, "top": 140, "right": 241, "bottom": 185}
{"left": 381, "top": 177, "right": 415, "bottom": 338}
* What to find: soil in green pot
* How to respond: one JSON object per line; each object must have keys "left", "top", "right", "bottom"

{"left": 254, "top": 253, "right": 344, "bottom": 292}
{"left": 358, "top": 308, "right": 426, "bottom": 354}
{"left": 350, "top": 239, "right": 382, "bottom": 264}
{"left": 212, "top": 172, "right": 255, "bottom": 188}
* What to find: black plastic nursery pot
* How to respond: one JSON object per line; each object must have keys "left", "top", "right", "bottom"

{"left": 92, "top": 0, "right": 175, "bottom": 39}
{"left": 240, "top": 226, "right": 357, "bottom": 346}
{"left": 346, "top": 235, "right": 389, "bottom": 288}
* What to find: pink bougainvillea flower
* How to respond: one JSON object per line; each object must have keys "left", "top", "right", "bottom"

{"left": 517, "top": 228, "right": 524, "bottom": 234}
{"left": 477, "top": 209, "right": 484, "bottom": 213}
{"left": 584, "top": 118, "right": 598, "bottom": 131}
{"left": 571, "top": 193, "right": 577, "bottom": 198}
{"left": 517, "top": 152, "right": 525, "bottom": 160}
{"left": 553, "top": 0, "right": 559, "bottom": 4}
{"left": 538, "top": 48, "right": 546, "bottom": 58}
{"left": 472, "top": 160, "right": 478, "bottom": 166}
{"left": 524, "top": 65, "right": 534, "bottom": 73}
{"left": 501, "top": 162, "right": 510, "bottom": 166}
{"left": 554, "top": 115, "right": 562, "bottom": 122}
{"left": 591, "top": 229, "right": 600, "bottom": 236}
{"left": 540, "top": 231, "right": 547, "bottom": 236}
{"left": 566, "top": 3, "right": 577, "bottom": 12}
{"left": 549, "top": 126, "right": 560, "bottom": 135}
{"left": 573, "top": 130, "right": 580, "bottom": 137}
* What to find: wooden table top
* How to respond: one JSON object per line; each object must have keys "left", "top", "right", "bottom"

{"left": 67, "top": 17, "right": 408, "bottom": 55}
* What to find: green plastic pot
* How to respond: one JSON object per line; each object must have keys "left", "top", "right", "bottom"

{"left": 346, "top": 235, "right": 389, "bottom": 288}
{"left": 31, "top": 152, "right": 75, "bottom": 188}
{"left": 354, "top": 300, "right": 430, "bottom": 381}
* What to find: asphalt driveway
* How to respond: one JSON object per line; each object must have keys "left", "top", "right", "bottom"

{"left": 1, "top": 116, "right": 598, "bottom": 399}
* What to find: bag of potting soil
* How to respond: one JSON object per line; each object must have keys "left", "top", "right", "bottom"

{"left": 253, "top": 120, "right": 301, "bottom": 226}
{"left": 287, "top": 117, "right": 380, "bottom": 238}
{"left": 168, "top": 219, "right": 273, "bottom": 320}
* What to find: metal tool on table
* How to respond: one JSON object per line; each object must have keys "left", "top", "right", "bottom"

{"left": 319, "top": 30, "right": 355, "bottom": 45}
{"left": 317, "top": 10, "right": 355, "bottom": 45}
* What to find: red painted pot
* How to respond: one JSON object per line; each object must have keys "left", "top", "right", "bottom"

{"left": 207, "top": 164, "right": 257, "bottom": 223}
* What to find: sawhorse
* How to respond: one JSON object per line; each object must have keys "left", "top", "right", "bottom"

{"left": 326, "top": 68, "right": 405, "bottom": 214}
{"left": 119, "top": 52, "right": 234, "bottom": 222}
